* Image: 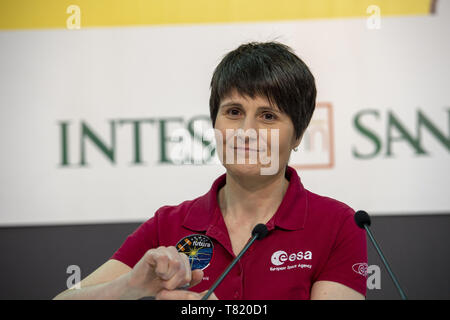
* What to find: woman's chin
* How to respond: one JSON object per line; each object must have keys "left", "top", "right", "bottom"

{"left": 224, "top": 163, "right": 264, "bottom": 177}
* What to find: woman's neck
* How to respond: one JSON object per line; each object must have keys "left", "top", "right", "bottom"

{"left": 218, "top": 168, "right": 289, "bottom": 227}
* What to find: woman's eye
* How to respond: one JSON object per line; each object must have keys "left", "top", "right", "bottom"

{"left": 228, "top": 108, "right": 241, "bottom": 116}
{"left": 263, "top": 113, "right": 276, "bottom": 121}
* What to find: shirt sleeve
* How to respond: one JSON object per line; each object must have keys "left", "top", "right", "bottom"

{"left": 110, "top": 214, "right": 159, "bottom": 269}
{"left": 314, "top": 210, "right": 368, "bottom": 297}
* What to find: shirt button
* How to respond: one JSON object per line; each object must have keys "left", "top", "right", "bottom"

{"left": 234, "top": 291, "right": 239, "bottom": 299}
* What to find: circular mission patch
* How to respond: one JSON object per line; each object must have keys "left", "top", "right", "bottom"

{"left": 176, "top": 234, "right": 214, "bottom": 270}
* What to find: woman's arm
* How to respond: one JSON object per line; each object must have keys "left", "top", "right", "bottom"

{"left": 53, "top": 246, "right": 202, "bottom": 300}
{"left": 310, "top": 280, "right": 365, "bottom": 300}
{"left": 53, "top": 259, "right": 135, "bottom": 299}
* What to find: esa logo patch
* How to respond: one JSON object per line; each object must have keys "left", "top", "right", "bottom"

{"left": 352, "top": 263, "right": 369, "bottom": 277}
{"left": 271, "top": 250, "right": 312, "bottom": 266}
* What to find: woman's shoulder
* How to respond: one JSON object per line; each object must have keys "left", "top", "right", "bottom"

{"left": 152, "top": 192, "right": 210, "bottom": 223}
{"left": 303, "top": 189, "right": 363, "bottom": 244}
{"left": 305, "top": 189, "right": 356, "bottom": 222}
{"left": 153, "top": 199, "right": 195, "bottom": 219}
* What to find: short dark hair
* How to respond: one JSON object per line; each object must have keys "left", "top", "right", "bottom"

{"left": 209, "top": 41, "right": 317, "bottom": 140}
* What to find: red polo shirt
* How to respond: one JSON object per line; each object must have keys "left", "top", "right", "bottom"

{"left": 111, "top": 166, "right": 367, "bottom": 299}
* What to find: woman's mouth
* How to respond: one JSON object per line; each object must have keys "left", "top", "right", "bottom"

{"left": 234, "top": 146, "right": 258, "bottom": 152}
{"left": 232, "top": 145, "right": 268, "bottom": 153}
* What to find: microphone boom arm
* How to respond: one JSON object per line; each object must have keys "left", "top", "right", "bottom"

{"left": 363, "top": 224, "right": 407, "bottom": 300}
{"left": 201, "top": 233, "right": 258, "bottom": 300}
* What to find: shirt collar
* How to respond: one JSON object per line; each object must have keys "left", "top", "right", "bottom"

{"left": 182, "top": 166, "right": 308, "bottom": 232}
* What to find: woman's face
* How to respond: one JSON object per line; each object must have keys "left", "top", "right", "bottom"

{"left": 214, "top": 89, "right": 300, "bottom": 177}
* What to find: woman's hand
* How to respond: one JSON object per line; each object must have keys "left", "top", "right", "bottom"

{"left": 156, "top": 289, "right": 219, "bottom": 300}
{"left": 124, "top": 246, "right": 204, "bottom": 299}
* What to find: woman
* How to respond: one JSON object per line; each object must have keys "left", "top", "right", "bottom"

{"left": 54, "top": 41, "right": 367, "bottom": 300}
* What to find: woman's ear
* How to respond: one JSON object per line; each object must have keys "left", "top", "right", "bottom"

{"left": 292, "top": 134, "right": 302, "bottom": 151}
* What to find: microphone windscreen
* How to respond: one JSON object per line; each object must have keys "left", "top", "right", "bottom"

{"left": 354, "top": 210, "right": 371, "bottom": 228}
{"left": 252, "top": 223, "right": 269, "bottom": 240}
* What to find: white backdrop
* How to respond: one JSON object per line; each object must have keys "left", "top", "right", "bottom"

{"left": 0, "top": 1, "right": 449, "bottom": 226}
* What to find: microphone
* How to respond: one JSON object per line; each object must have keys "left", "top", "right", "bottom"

{"left": 201, "top": 223, "right": 269, "bottom": 300}
{"left": 354, "top": 210, "right": 407, "bottom": 300}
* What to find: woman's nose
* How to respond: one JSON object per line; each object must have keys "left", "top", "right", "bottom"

{"left": 237, "top": 116, "right": 259, "bottom": 145}
{"left": 240, "top": 115, "right": 258, "bottom": 131}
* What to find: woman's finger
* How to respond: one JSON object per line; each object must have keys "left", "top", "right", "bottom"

{"left": 188, "top": 269, "right": 204, "bottom": 288}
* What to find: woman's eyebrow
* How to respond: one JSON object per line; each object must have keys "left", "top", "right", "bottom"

{"left": 219, "top": 102, "right": 242, "bottom": 108}
{"left": 219, "top": 102, "right": 280, "bottom": 112}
